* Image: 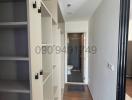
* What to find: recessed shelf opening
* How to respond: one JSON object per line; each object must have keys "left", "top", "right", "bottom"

{"left": 0, "top": 28, "right": 28, "bottom": 57}
{"left": 0, "top": 92, "right": 30, "bottom": 100}
{"left": 0, "top": 0, "right": 29, "bottom": 99}
{"left": 0, "top": 61, "right": 30, "bottom": 94}
{"left": 0, "top": 61, "right": 29, "bottom": 81}
{"left": 0, "top": 1, "right": 27, "bottom": 22}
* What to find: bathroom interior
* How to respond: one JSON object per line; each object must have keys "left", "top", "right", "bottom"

{"left": 67, "top": 33, "right": 84, "bottom": 83}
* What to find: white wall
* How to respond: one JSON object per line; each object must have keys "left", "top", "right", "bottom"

{"left": 88, "top": 0, "right": 120, "bottom": 100}
{"left": 65, "top": 21, "right": 89, "bottom": 84}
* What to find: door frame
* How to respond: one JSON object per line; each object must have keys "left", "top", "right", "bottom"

{"left": 116, "top": 0, "right": 130, "bottom": 100}
{"left": 64, "top": 32, "right": 88, "bottom": 84}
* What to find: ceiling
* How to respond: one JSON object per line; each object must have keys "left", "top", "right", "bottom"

{"left": 58, "top": 0, "right": 103, "bottom": 21}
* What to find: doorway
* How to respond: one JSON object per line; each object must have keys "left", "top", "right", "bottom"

{"left": 67, "top": 33, "right": 84, "bottom": 83}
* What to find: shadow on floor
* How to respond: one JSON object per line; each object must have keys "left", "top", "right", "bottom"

{"left": 126, "top": 78, "right": 132, "bottom": 99}
{"left": 68, "top": 71, "right": 83, "bottom": 83}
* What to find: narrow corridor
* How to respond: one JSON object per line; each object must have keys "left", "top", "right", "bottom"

{"left": 63, "top": 84, "right": 92, "bottom": 100}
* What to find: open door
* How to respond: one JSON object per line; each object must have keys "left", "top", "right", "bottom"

{"left": 67, "top": 33, "right": 85, "bottom": 83}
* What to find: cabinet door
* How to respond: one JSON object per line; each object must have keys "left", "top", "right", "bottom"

{"left": 27, "top": 0, "right": 43, "bottom": 100}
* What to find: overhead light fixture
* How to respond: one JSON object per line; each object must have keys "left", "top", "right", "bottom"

{"left": 67, "top": 4, "right": 71, "bottom": 7}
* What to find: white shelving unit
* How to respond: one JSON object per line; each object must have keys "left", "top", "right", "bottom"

{"left": 0, "top": 0, "right": 30, "bottom": 100}
{"left": 52, "top": 23, "right": 61, "bottom": 100}
{"left": 0, "top": 22, "right": 27, "bottom": 28}
{"left": 0, "top": 80, "right": 30, "bottom": 93}
{"left": 58, "top": 5, "right": 65, "bottom": 100}
{"left": 42, "top": 0, "right": 58, "bottom": 23}
{"left": 41, "top": 2, "right": 53, "bottom": 100}
{"left": 41, "top": 0, "right": 63, "bottom": 99}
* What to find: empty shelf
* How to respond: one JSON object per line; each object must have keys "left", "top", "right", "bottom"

{"left": 0, "top": 22, "right": 27, "bottom": 28}
{"left": 41, "top": 1, "right": 52, "bottom": 17}
{"left": 0, "top": 57, "right": 29, "bottom": 61}
{"left": 43, "top": 72, "right": 52, "bottom": 84}
{"left": 0, "top": 80, "right": 30, "bottom": 93}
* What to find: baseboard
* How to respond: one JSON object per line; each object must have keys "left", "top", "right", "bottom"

{"left": 66, "top": 82, "right": 87, "bottom": 85}
{"left": 61, "top": 88, "right": 64, "bottom": 100}
{"left": 126, "top": 75, "right": 132, "bottom": 78}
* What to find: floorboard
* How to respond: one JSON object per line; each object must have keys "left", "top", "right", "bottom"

{"left": 63, "top": 84, "right": 93, "bottom": 100}
{"left": 126, "top": 78, "right": 132, "bottom": 100}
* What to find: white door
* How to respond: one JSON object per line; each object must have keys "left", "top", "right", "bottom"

{"left": 27, "top": 0, "right": 43, "bottom": 100}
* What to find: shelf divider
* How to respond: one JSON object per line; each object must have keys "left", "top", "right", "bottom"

{"left": 0, "top": 80, "right": 30, "bottom": 94}
{"left": 0, "top": 22, "right": 27, "bottom": 28}
{"left": 0, "top": 57, "right": 29, "bottom": 61}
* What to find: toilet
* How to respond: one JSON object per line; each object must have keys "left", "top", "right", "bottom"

{"left": 67, "top": 65, "right": 73, "bottom": 75}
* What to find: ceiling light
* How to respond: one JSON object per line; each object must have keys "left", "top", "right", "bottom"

{"left": 67, "top": 4, "right": 71, "bottom": 7}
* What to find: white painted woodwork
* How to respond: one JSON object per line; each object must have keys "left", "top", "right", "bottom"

{"left": 0, "top": 22, "right": 27, "bottom": 28}
{"left": 53, "top": 24, "right": 61, "bottom": 100}
{"left": 42, "top": 0, "right": 58, "bottom": 23}
{"left": 27, "top": 0, "right": 43, "bottom": 100}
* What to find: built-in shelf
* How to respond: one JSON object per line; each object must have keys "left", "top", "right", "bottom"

{"left": 0, "top": 80, "right": 30, "bottom": 93}
{"left": 41, "top": 1, "right": 57, "bottom": 25}
{"left": 0, "top": 57, "right": 29, "bottom": 61}
{"left": 41, "top": 1, "right": 52, "bottom": 17}
{"left": 0, "top": 22, "right": 27, "bottom": 28}
{"left": 43, "top": 72, "right": 52, "bottom": 84}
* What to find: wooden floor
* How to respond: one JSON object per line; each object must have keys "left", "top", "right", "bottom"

{"left": 63, "top": 84, "right": 93, "bottom": 100}
{"left": 126, "top": 78, "right": 132, "bottom": 100}
{"left": 68, "top": 71, "right": 83, "bottom": 82}
{"left": 63, "top": 79, "right": 132, "bottom": 100}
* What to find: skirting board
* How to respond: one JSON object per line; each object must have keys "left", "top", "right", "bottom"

{"left": 126, "top": 75, "right": 132, "bottom": 78}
